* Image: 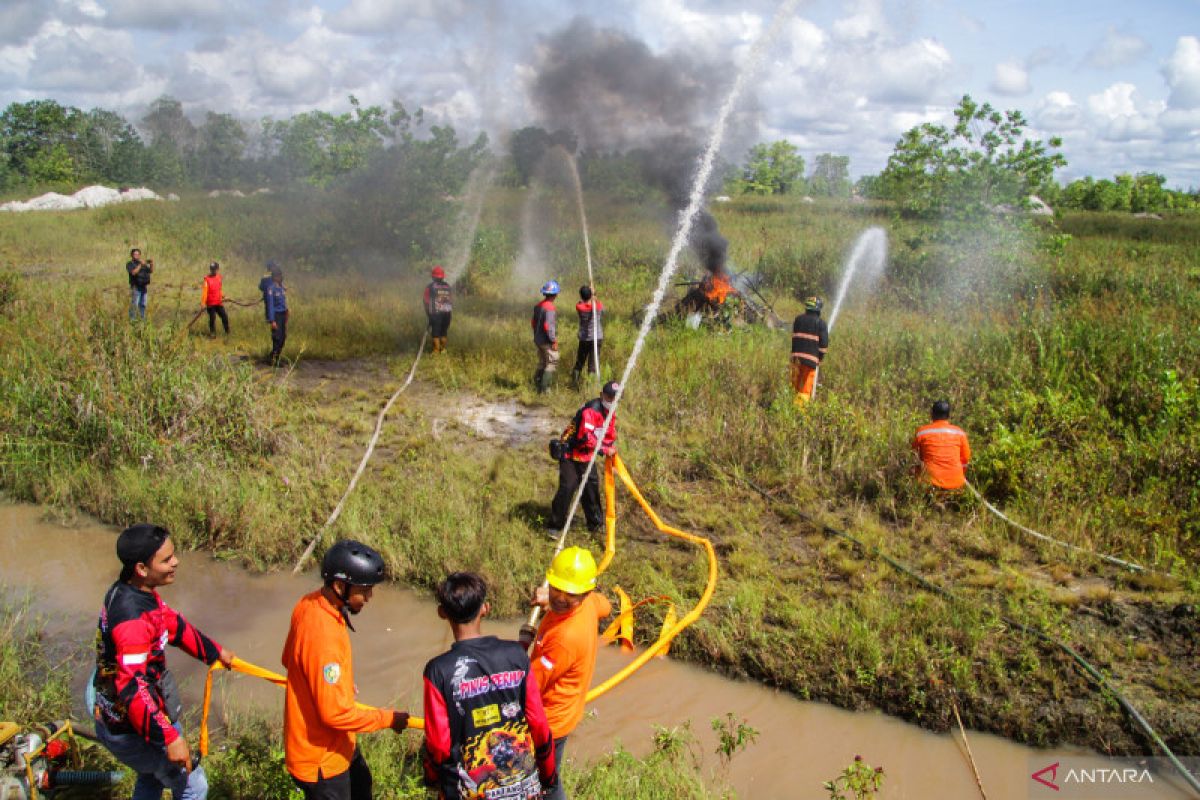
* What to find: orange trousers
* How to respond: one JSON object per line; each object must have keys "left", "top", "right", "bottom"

{"left": 790, "top": 361, "right": 816, "bottom": 404}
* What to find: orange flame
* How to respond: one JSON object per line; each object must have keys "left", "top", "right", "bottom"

{"left": 701, "top": 272, "right": 733, "bottom": 304}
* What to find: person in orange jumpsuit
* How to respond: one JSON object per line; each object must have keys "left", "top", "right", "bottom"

{"left": 911, "top": 400, "right": 972, "bottom": 490}
{"left": 529, "top": 547, "right": 612, "bottom": 800}
{"left": 282, "top": 540, "right": 409, "bottom": 800}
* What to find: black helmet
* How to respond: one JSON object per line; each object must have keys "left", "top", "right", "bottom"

{"left": 321, "top": 540, "right": 385, "bottom": 586}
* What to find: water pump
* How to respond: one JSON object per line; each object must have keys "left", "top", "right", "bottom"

{"left": 0, "top": 721, "right": 123, "bottom": 800}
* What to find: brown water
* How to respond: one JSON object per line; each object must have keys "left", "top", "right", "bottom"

{"left": 1, "top": 504, "right": 1191, "bottom": 799}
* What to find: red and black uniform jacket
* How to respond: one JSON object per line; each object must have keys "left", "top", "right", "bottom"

{"left": 791, "top": 310, "right": 829, "bottom": 368}
{"left": 561, "top": 399, "right": 616, "bottom": 462}
{"left": 424, "top": 280, "right": 453, "bottom": 316}
{"left": 422, "top": 636, "right": 555, "bottom": 800}
{"left": 92, "top": 581, "right": 222, "bottom": 747}
{"left": 575, "top": 300, "right": 603, "bottom": 342}
{"left": 531, "top": 300, "right": 557, "bottom": 346}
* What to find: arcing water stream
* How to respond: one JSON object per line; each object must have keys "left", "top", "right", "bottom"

{"left": 560, "top": 147, "right": 600, "bottom": 377}
{"left": 6, "top": 505, "right": 1190, "bottom": 799}
{"left": 444, "top": 160, "right": 496, "bottom": 284}
{"left": 826, "top": 226, "right": 888, "bottom": 332}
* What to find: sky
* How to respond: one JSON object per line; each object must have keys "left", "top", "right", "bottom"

{"left": 1, "top": 0, "right": 1197, "bottom": 188}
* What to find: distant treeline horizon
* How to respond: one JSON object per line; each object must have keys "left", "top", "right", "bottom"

{"left": 2, "top": 94, "right": 1197, "bottom": 215}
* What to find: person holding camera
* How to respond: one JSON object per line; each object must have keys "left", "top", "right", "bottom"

{"left": 126, "top": 248, "right": 153, "bottom": 320}
{"left": 548, "top": 381, "right": 619, "bottom": 535}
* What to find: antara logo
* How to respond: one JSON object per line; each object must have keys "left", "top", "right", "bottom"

{"left": 1031, "top": 761, "right": 1154, "bottom": 791}
{"left": 1032, "top": 762, "right": 1060, "bottom": 790}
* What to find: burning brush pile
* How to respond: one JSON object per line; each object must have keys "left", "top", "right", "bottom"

{"left": 671, "top": 212, "right": 780, "bottom": 329}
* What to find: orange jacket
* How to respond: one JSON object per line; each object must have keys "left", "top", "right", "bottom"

{"left": 281, "top": 590, "right": 392, "bottom": 782}
{"left": 530, "top": 592, "right": 612, "bottom": 738}
{"left": 201, "top": 274, "right": 223, "bottom": 307}
{"left": 911, "top": 420, "right": 971, "bottom": 490}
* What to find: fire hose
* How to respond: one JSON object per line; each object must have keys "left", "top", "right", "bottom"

{"left": 738, "top": 476, "right": 1200, "bottom": 797}
{"left": 200, "top": 453, "right": 718, "bottom": 748}
{"left": 964, "top": 480, "right": 1153, "bottom": 574}
{"left": 291, "top": 328, "right": 430, "bottom": 574}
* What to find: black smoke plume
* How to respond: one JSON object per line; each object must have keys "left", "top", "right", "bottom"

{"left": 527, "top": 17, "right": 757, "bottom": 275}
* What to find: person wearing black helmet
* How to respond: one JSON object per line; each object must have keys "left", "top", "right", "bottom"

{"left": 282, "top": 540, "right": 410, "bottom": 800}
{"left": 91, "top": 523, "right": 235, "bottom": 800}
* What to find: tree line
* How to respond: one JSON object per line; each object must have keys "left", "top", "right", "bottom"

{"left": 0, "top": 94, "right": 489, "bottom": 192}
{"left": 3, "top": 93, "right": 1196, "bottom": 216}
{"left": 729, "top": 96, "right": 1198, "bottom": 214}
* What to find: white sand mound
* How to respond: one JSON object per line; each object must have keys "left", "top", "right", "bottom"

{"left": 1028, "top": 195, "right": 1054, "bottom": 216}
{"left": 0, "top": 185, "right": 162, "bottom": 213}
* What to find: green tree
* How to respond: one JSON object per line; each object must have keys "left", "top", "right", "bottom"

{"left": 734, "top": 140, "right": 805, "bottom": 195}
{"left": 193, "top": 112, "right": 248, "bottom": 187}
{"left": 809, "top": 153, "right": 851, "bottom": 197}
{"left": 79, "top": 108, "right": 146, "bottom": 184}
{"left": 878, "top": 94, "right": 1066, "bottom": 215}
{"left": 266, "top": 95, "right": 389, "bottom": 186}
{"left": 0, "top": 99, "right": 88, "bottom": 185}
{"left": 331, "top": 119, "right": 489, "bottom": 260}
{"left": 140, "top": 96, "right": 195, "bottom": 187}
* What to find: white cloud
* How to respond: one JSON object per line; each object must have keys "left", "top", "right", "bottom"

{"left": 103, "top": 0, "right": 235, "bottom": 31}
{"left": 871, "top": 38, "right": 952, "bottom": 103}
{"left": 327, "top": 0, "right": 453, "bottom": 36}
{"left": 832, "top": 0, "right": 886, "bottom": 42}
{"left": 990, "top": 60, "right": 1030, "bottom": 96}
{"left": 253, "top": 49, "right": 330, "bottom": 104}
{"left": 1083, "top": 26, "right": 1150, "bottom": 69}
{"left": 1163, "top": 35, "right": 1200, "bottom": 110}
{"left": 0, "top": 1, "right": 58, "bottom": 46}
{"left": 1036, "top": 90, "right": 1083, "bottom": 130}
{"left": 1086, "top": 83, "right": 1162, "bottom": 142}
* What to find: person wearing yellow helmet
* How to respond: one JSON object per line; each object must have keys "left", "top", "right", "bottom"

{"left": 529, "top": 547, "right": 612, "bottom": 800}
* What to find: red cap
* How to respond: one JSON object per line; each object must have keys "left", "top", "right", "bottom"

{"left": 432, "top": 265, "right": 445, "bottom": 279}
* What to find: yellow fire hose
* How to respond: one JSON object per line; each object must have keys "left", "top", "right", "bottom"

{"left": 199, "top": 453, "right": 717, "bottom": 752}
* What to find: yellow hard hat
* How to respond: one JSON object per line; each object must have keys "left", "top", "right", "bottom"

{"left": 546, "top": 546, "right": 597, "bottom": 595}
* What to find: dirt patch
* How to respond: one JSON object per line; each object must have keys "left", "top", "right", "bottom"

{"left": 278, "top": 356, "right": 556, "bottom": 448}
{"left": 428, "top": 396, "right": 555, "bottom": 446}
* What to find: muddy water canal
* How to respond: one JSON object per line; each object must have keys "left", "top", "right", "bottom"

{"left": 1, "top": 504, "right": 1189, "bottom": 799}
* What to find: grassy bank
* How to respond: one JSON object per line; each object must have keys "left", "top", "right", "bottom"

{"left": 0, "top": 191, "right": 1197, "bottom": 770}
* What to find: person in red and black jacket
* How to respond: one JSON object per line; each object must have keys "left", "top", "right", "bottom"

{"left": 570, "top": 286, "right": 603, "bottom": 386}
{"left": 423, "top": 266, "right": 453, "bottom": 354}
{"left": 531, "top": 281, "right": 560, "bottom": 393}
{"left": 91, "top": 524, "right": 234, "bottom": 800}
{"left": 549, "top": 381, "right": 618, "bottom": 535}
{"left": 422, "top": 572, "right": 556, "bottom": 800}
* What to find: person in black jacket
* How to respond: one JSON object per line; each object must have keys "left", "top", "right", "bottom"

{"left": 790, "top": 296, "right": 829, "bottom": 405}
{"left": 126, "top": 249, "right": 153, "bottom": 320}
{"left": 422, "top": 572, "right": 556, "bottom": 800}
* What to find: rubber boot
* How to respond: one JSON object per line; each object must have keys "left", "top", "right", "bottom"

{"left": 539, "top": 370, "right": 556, "bottom": 393}
{"left": 534, "top": 368, "right": 545, "bottom": 392}
{"left": 439, "top": 337, "right": 447, "bottom": 353}
{"left": 569, "top": 369, "right": 581, "bottom": 388}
